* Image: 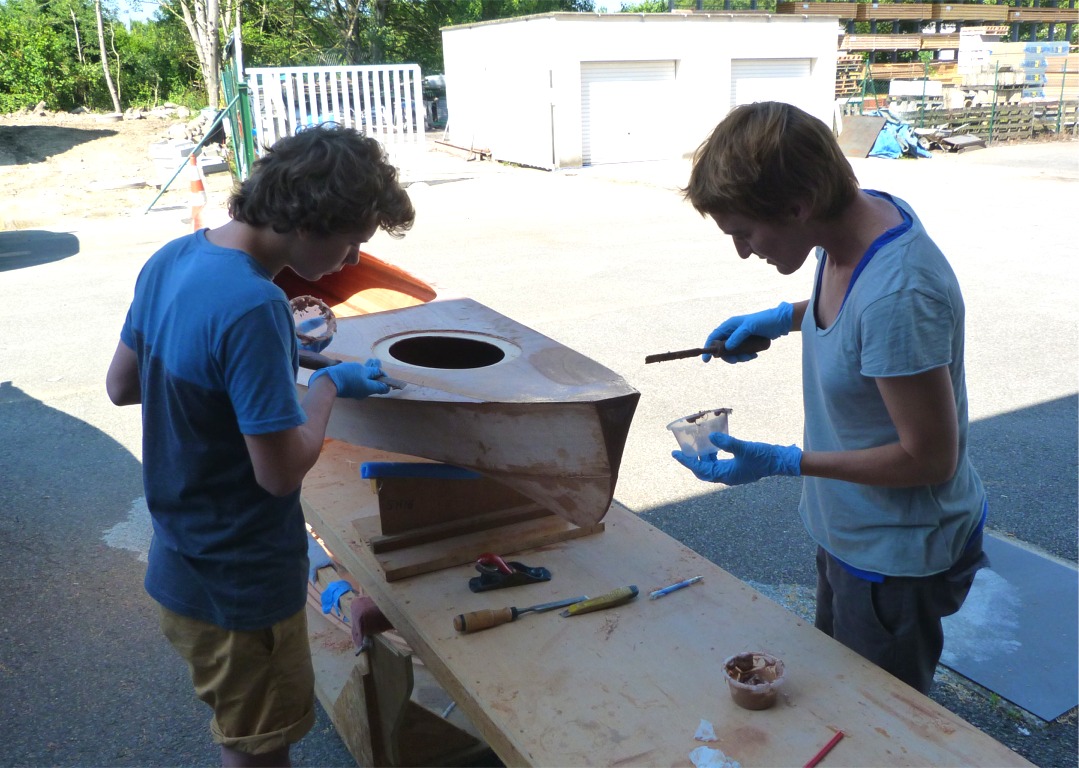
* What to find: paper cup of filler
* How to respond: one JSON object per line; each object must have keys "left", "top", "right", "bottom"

{"left": 667, "top": 408, "right": 732, "bottom": 456}
{"left": 722, "top": 652, "right": 785, "bottom": 711}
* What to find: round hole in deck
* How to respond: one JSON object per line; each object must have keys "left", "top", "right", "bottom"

{"left": 388, "top": 335, "right": 505, "bottom": 369}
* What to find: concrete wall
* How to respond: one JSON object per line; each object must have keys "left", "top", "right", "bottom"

{"left": 442, "top": 12, "right": 839, "bottom": 169}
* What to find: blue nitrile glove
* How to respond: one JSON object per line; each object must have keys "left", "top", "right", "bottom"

{"left": 309, "top": 358, "right": 391, "bottom": 399}
{"left": 321, "top": 579, "right": 353, "bottom": 619}
{"left": 703, "top": 302, "right": 794, "bottom": 363}
{"left": 672, "top": 432, "right": 801, "bottom": 485}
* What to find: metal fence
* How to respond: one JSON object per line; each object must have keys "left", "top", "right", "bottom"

{"left": 246, "top": 65, "right": 425, "bottom": 156}
{"left": 844, "top": 58, "right": 1078, "bottom": 143}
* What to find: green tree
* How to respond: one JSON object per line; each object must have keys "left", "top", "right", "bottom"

{"left": 0, "top": 0, "right": 82, "bottom": 111}
{"left": 123, "top": 14, "right": 205, "bottom": 106}
{"left": 235, "top": 0, "right": 594, "bottom": 72}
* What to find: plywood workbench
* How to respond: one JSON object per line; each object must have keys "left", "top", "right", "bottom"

{"left": 302, "top": 439, "right": 1032, "bottom": 768}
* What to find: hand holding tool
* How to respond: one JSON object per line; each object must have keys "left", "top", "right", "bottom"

{"left": 453, "top": 596, "right": 586, "bottom": 633}
{"left": 560, "top": 585, "right": 638, "bottom": 616}
{"left": 299, "top": 350, "right": 407, "bottom": 390}
{"left": 702, "top": 301, "right": 795, "bottom": 362}
{"left": 309, "top": 358, "right": 392, "bottom": 399}
{"left": 673, "top": 432, "right": 802, "bottom": 485}
{"left": 645, "top": 335, "right": 771, "bottom": 364}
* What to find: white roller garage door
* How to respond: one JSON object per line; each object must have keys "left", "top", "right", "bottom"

{"left": 581, "top": 60, "right": 677, "bottom": 165}
{"left": 730, "top": 58, "right": 813, "bottom": 110}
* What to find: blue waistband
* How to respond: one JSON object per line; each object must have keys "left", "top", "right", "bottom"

{"left": 836, "top": 500, "right": 988, "bottom": 583}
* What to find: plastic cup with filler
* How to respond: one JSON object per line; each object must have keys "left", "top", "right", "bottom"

{"left": 667, "top": 408, "right": 732, "bottom": 456}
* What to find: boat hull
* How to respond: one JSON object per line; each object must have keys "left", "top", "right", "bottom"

{"left": 301, "top": 297, "right": 640, "bottom": 527}
{"left": 274, "top": 251, "right": 437, "bottom": 317}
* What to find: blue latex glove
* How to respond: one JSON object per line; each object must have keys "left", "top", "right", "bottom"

{"left": 703, "top": 302, "right": 794, "bottom": 363}
{"left": 309, "top": 358, "right": 391, "bottom": 399}
{"left": 321, "top": 579, "right": 353, "bottom": 619}
{"left": 672, "top": 432, "right": 802, "bottom": 485}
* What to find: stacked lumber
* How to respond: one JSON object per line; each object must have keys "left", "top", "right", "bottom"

{"left": 1045, "top": 54, "right": 1079, "bottom": 101}
{"left": 839, "top": 32, "right": 962, "bottom": 51}
{"left": 777, "top": 1, "right": 858, "bottom": 16}
{"left": 921, "top": 33, "right": 961, "bottom": 49}
{"left": 932, "top": 3, "right": 1010, "bottom": 21}
{"left": 867, "top": 61, "right": 959, "bottom": 81}
{"left": 841, "top": 33, "right": 924, "bottom": 50}
{"left": 1007, "top": 6, "right": 1079, "bottom": 23}
{"left": 857, "top": 2, "right": 933, "bottom": 20}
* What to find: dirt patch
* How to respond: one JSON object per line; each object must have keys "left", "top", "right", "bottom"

{"left": 0, "top": 110, "right": 224, "bottom": 228}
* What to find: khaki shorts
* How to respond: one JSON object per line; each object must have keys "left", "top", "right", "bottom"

{"left": 159, "top": 605, "right": 315, "bottom": 755}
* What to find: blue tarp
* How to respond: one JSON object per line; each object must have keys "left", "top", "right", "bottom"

{"left": 867, "top": 111, "right": 932, "bottom": 159}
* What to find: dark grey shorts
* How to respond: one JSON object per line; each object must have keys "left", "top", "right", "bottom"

{"left": 813, "top": 537, "right": 989, "bottom": 694}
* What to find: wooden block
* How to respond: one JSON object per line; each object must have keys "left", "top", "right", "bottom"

{"left": 373, "top": 472, "right": 540, "bottom": 536}
{"left": 354, "top": 512, "right": 604, "bottom": 582}
{"left": 369, "top": 503, "right": 554, "bottom": 553}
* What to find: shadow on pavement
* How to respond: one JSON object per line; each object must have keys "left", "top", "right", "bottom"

{"left": 0, "top": 381, "right": 353, "bottom": 766}
{"left": 968, "top": 394, "right": 1078, "bottom": 562}
{"left": 0, "top": 230, "right": 80, "bottom": 271}
{"left": 0, "top": 125, "right": 117, "bottom": 167}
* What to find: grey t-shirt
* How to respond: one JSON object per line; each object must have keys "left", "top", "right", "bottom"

{"left": 799, "top": 192, "right": 985, "bottom": 577}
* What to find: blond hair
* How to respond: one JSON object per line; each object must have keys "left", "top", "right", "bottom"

{"left": 684, "top": 102, "right": 859, "bottom": 221}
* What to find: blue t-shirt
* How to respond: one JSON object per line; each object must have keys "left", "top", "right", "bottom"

{"left": 799, "top": 192, "right": 986, "bottom": 577}
{"left": 120, "top": 230, "right": 308, "bottom": 630}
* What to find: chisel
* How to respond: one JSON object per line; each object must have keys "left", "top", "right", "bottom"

{"left": 453, "top": 595, "right": 587, "bottom": 633}
{"left": 645, "top": 335, "right": 771, "bottom": 364}
{"left": 560, "top": 585, "right": 639, "bottom": 616}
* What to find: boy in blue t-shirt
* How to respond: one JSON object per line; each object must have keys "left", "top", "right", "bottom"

{"left": 673, "top": 102, "right": 987, "bottom": 695}
{"left": 107, "top": 124, "right": 415, "bottom": 766}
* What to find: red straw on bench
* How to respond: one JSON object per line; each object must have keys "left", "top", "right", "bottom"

{"left": 803, "top": 730, "right": 844, "bottom": 768}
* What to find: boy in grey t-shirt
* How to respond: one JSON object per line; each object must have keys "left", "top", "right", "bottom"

{"left": 673, "top": 101, "right": 987, "bottom": 694}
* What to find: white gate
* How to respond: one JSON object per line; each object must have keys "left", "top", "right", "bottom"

{"left": 246, "top": 65, "right": 425, "bottom": 158}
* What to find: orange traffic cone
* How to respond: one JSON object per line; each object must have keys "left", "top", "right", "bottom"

{"left": 187, "top": 154, "right": 207, "bottom": 231}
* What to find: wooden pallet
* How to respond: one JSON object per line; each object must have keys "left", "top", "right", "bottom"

{"left": 835, "top": 53, "right": 865, "bottom": 97}
{"left": 918, "top": 102, "right": 1079, "bottom": 140}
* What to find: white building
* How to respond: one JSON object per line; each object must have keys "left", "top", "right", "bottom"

{"left": 441, "top": 11, "right": 840, "bottom": 169}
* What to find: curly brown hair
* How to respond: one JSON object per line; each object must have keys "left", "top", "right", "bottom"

{"left": 228, "top": 123, "right": 415, "bottom": 238}
{"left": 684, "top": 102, "right": 859, "bottom": 222}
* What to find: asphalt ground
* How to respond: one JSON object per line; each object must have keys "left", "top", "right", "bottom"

{"left": 1, "top": 137, "right": 1076, "bottom": 767}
